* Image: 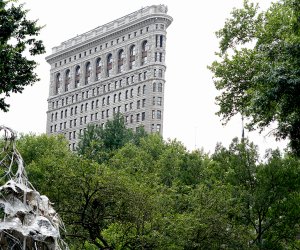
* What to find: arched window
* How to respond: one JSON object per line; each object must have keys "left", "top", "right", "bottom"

{"left": 106, "top": 53, "right": 113, "bottom": 77}
{"left": 129, "top": 45, "right": 136, "bottom": 69}
{"left": 75, "top": 66, "right": 80, "bottom": 88}
{"left": 85, "top": 62, "right": 91, "bottom": 84}
{"left": 55, "top": 73, "right": 61, "bottom": 95}
{"left": 114, "top": 94, "right": 117, "bottom": 103}
{"left": 107, "top": 96, "right": 110, "bottom": 105}
{"left": 130, "top": 88, "right": 133, "bottom": 97}
{"left": 125, "top": 90, "right": 128, "bottom": 99}
{"left": 137, "top": 86, "right": 141, "bottom": 96}
{"left": 118, "top": 49, "right": 124, "bottom": 73}
{"left": 158, "top": 83, "right": 163, "bottom": 92}
{"left": 141, "top": 40, "right": 148, "bottom": 65}
{"left": 153, "top": 82, "right": 156, "bottom": 92}
{"left": 95, "top": 58, "right": 102, "bottom": 81}
{"left": 65, "top": 70, "right": 70, "bottom": 92}
{"left": 143, "top": 85, "right": 146, "bottom": 94}
{"left": 118, "top": 92, "right": 121, "bottom": 101}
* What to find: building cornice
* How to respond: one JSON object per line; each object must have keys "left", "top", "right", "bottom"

{"left": 46, "top": 5, "right": 172, "bottom": 63}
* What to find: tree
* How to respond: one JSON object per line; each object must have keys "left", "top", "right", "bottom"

{"left": 209, "top": 0, "right": 300, "bottom": 156}
{"left": 0, "top": 0, "right": 45, "bottom": 112}
{"left": 77, "top": 113, "right": 147, "bottom": 163}
{"left": 212, "top": 138, "right": 300, "bottom": 249}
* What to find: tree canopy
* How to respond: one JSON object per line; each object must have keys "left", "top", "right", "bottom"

{"left": 209, "top": 0, "right": 300, "bottom": 156}
{"left": 0, "top": 0, "right": 45, "bottom": 112}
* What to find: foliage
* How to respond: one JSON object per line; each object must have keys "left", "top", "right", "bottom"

{"left": 0, "top": 0, "right": 45, "bottom": 112}
{"left": 209, "top": 0, "right": 300, "bottom": 156}
{"left": 13, "top": 129, "right": 300, "bottom": 249}
{"left": 77, "top": 113, "right": 148, "bottom": 163}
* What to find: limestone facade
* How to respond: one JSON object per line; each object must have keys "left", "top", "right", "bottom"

{"left": 46, "top": 5, "right": 172, "bottom": 150}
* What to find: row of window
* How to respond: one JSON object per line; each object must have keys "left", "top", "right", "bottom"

{"left": 54, "top": 37, "right": 165, "bottom": 95}
{"left": 54, "top": 23, "right": 166, "bottom": 68}
{"left": 51, "top": 79, "right": 163, "bottom": 110}
{"left": 50, "top": 96, "right": 156, "bottom": 122}
{"left": 50, "top": 109, "right": 162, "bottom": 134}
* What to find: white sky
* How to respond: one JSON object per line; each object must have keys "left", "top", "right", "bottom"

{"left": 0, "top": 0, "right": 286, "bottom": 156}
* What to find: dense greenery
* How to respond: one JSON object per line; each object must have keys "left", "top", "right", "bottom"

{"left": 0, "top": 0, "right": 45, "bottom": 112}
{"left": 16, "top": 123, "right": 300, "bottom": 249}
{"left": 209, "top": 0, "right": 300, "bottom": 156}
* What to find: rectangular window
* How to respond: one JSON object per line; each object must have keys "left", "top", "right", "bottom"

{"left": 152, "top": 110, "right": 155, "bottom": 119}
{"left": 157, "top": 97, "right": 162, "bottom": 106}
{"left": 142, "top": 99, "right": 146, "bottom": 107}
{"left": 137, "top": 100, "right": 140, "bottom": 109}
{"left": 142, "top": 112, "right": 145, "bottom": 121}
{"left": 153, "top": 97, "right": 155, "bottom": 105}
{"left": 136, "top": 113, "right": 140, "bottom": 122}
{"left": 159, "top": 53, "right": 163, "bottom": 62}
{"left": 157, "top": 110, "right": 161, "bottom": 119}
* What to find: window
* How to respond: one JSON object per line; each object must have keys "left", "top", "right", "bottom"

{"left": 65, "top": 70, "right": 70, "bottom": 92}
{"left": 51, "top": 113, "right": 54, "bottom": 122}
{"left": 130, "top": 102, "right": 133, "bottom": 110}
{"left": 157, "top": 69, "right": 162, "bottom": 79}
{"left": 160, "top": 35, "right": 163, "bottom": 47}
{"left": 155, "top": 52, "right": 158, "bottom": 62}
{"left": 141, "top": 40, "right": 148, "bottom": 65}
{"left": 102, "top": 111, "right": 104, "bottom": 119}
{"left": 114, "top": 94, "right": 117, "bottom": 103}
{"left": 137, "top": 86, "right": 141, "bottom": 96}
{"left": 75, "top": 66, "right": 80, "bottom": 88}
{"left": 142, "top": 99, "right": 146, "bottom": 107}
{"left": 118, "top": 106, "right": 121, "bottom": 113}
{"left": 62, "top": 99, "right": 64, "bottom": 106}
{"left": 107, "top": 53, "right": 113, "bottom": 77}
{"left": 85, "top": 62, "right": 91, "bottom": 84}
{"left": 153, "top": 97, "right": 155, "bottom": 105}
{"left": 139, "top": 73, "right": 142, "bottom": 81}
{"left": 143, "top": 85, "right": 146, "bottom": 94}
{"left": 81, "top": 104, "right": 84, "bottom": 112}
{"left": 64, "top": 109, "right": 67, "bottom": 118}
{"left": 142, "top": 112, "right": 145, "bottom": 121}
{"left": 74, "top": 119, "right": 77, "bottom": 127}
{"left": 158, "top": 83, "right": 163, "bottom": 92}
{"left": 159, "top": 53, "right": 163, "bottom": 62}
{"left": 156, "top": 124, "right": 161, "bottom": 132}
{"left": 130, "top": 115, "right": 133, "bottom": 123}
{"left": 106, "top": 109, "right": 109, "bottom": 118}
{"left": 95, "top": 58, "right": 102, "bottom": 80}
{"left": 71, "top": 107, "right": 73, "bottom": 116}
{"left": 129, "top": 45, "right": 136, "bottom": 69}
{"left": 157, "top": 97, "right": 162, "bottom": 106}
{"left": 91, "top": 101, "right": 94, "bottom": 110}
{"left": 80, "top": 117, "right": 83, "bottom": 125}
{"left": 131, "top": 75, "right": 134, "bottom": 83}
{"left": 130, "top": 88, "right": 133, "bottom": 98}
{"left": 55, "top": 73, "right": 61, "bottom": 95}
{"left": 153, "top": 82, "right": 156, "bottom": 92}
{"left": 143, "top": 71, "right": 147, "bottom": 80}
{"left": 151, "top": 124, "right": 155, "bottom": 133}
{"left": 137, "top": 100, "right": 140, "bottom": 109}
{"left": 85, "top": 103, "right": 88, "bottom": 111}
{"left": 118, "top": 49, "right": 124, "bottom": 73}
{"left": 75, "top": 106, "right": 77, "bottom": 114}
{"left": 125, "top": 104, "right": 128, "bottom": 111}
{"left": 96, "top": 100, "right": 99, "bottom": 108}
{"left": 157, "top": 110, "right": 162, "bottom": 119}
{"left": 102, "top": 97, "right": 105, "bottom": 106}
{"left": 69, "top": 120, "right": 72, "bottom": 128}
{"left": 118, "top": 92, "right": 121, "bottom": 101}
{"left": 107, "top": 96, "right": 110, "bottom": 105}
{"left": 152, "top": 110, "right": 155, "bottom": 119}
{"left": 113, "top": 107, "right": 116, "bottom": 115}
{"left": 59, "top": 111, "right": 62, "bottom": 119}
{"left": 154, "top": 69, "right": 157, "bottom": 77}
{"left": 91, "top": 114, "right": 94, "bottom": 121}
{"left": 136, "top": 113, "right": 140, "bottom": 122}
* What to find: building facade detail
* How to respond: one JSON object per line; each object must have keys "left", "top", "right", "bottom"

{"left": 46, "top": 5, "right": 172, "bottom": 150}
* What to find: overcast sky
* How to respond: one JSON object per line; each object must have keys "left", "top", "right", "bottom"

{"left": 0, "top": 0, "right": 286, "bottom": 155}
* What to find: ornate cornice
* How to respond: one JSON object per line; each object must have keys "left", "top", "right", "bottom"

{"left": 46, "top": 5, "right": 172, "bottom": 64}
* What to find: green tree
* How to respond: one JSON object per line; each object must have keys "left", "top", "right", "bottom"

{"left": 77, "top": 113, "right": 148, "bottom": 163}
{"left": 209, "top": 0, "right": 300, "bottom": 156}
{"left": 0, "top": 0, "right": 45, "bottom": 112}
{"left": 212, "top": 138, "right": 300, "bottom": 249}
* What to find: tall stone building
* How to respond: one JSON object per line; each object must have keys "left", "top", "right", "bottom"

{"left": 46, "top": 5, "right": 172, "bottom": 150}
